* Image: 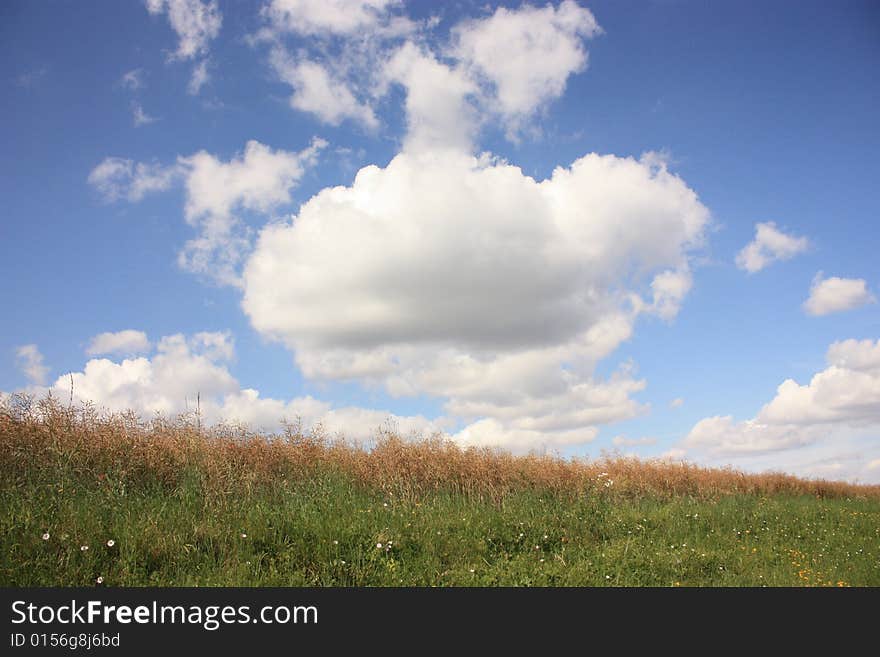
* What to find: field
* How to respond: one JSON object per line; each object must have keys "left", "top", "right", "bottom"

{"left": 2, "top": 396, "right": 878, "bottom": 587}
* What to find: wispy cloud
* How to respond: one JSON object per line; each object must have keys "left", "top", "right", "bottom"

{"left": 121, "top": 68, "right": 146, "bottom": 91}
{"left": 145, "top": 0, "right": 221, "bottom": 95}
{"left": 145, "top": 0, "right": 221, "bottom": 61}
{"left": 15, "top": 344, "right": 49, "bottom": 385}
{"left": 131, "top": 102, "right": 158, "bottom": 127}
{"left": 88, "top": 157, "right": 180, "bottom": 202}
{"left": 15, "top": 67, "right": 48, "bottom": 88}
{"left": 187, "top": 59, "right": 210, "bottom": 95}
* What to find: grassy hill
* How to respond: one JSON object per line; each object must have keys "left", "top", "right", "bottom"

{"left": 2, "top": 396, "right": 878, "bottom": 586}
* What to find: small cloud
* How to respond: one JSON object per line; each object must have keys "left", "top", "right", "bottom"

{"left": 670, "top": 397, "right": 684, "bottom": 409}
{"left": 268, "top": 48, "right": 378, "bottom": 130}
{"left": 661, "top": 448, "right": 687, "bottom": 461}
{"left": 867, "top": 459, "right": 880, "bottom": 471}
{"left": 121, "top": 68, "right": 145, "bottom": 91}
{"left": 15, "top": 344, "right": 49, "bottom": 385}
{"left": 132, "top": 102, "right": 158, "bottom": 127}
{"left": 450, "top": 1, "right": 602, "bottom": 141}
{"left": 803, "top": 272, "right": 876, "bottom": 316}
{"left": 736, "top": 222, "right": 809, "bottom": 273}
{"left": 86, "top": 330, "right": 151, "bottom": 357}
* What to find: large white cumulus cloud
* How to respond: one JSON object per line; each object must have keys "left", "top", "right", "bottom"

{"left": 87, "top": 2, "right": 714, "bottom": 452}
{"left": 244, "top": 150, "right": 706, "bottom": 351}
{"left": 242, "top": 148, "right": 709, "bottom": 448}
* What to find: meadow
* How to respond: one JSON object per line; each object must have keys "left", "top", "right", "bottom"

{"left": 2, "top": 395, "right": 878, "bottom": 587}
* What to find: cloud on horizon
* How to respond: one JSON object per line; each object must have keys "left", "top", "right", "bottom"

{"left": 16, "top": 330, "right": 442, "bottom": 443}
{"left": 682, "top": 338, "right": 880, "bottom": 482}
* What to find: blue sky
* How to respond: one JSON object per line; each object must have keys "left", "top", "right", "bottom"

{"left": 2, "top": 0, "right": 879, "bottom": 482}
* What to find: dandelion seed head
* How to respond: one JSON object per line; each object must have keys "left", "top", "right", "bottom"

{"left": 42, "top": 533, "right": 50, "bottom": 541}
{"left": 106, "top": 539, "right": 115, "bottom": 547}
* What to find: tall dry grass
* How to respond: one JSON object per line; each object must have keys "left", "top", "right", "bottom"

{"left": 2, "top": 393, "right": 878, "bottom": 502}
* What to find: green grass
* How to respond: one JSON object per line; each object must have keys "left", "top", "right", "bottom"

{"left": 3, "top": 469, "right": 878, "bottom": 587}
